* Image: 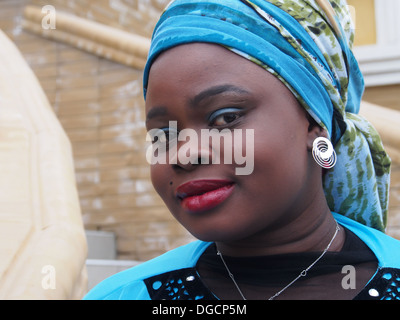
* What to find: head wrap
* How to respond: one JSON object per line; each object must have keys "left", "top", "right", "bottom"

{"left": 143, "top": 0, "right": 391, "bottom": 231}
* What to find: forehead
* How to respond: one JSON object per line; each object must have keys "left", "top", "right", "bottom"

{"left": 147, "top": 43, "right": 252, "bottom": 87}
{"left": 145, "top": 43, "right": 291, "bottom": 105}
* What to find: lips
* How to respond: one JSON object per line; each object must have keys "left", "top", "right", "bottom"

{"left": 176, "top": 179, "right": 235, "bottom": 213}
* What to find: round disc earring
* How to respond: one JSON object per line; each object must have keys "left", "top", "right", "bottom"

{"left": 312, "top": 137, "right": 337, "bottom": 169}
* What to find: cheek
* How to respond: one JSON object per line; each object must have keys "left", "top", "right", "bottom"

{"left": 251, "top": 121, "right": 309, "bottom": 192}
{"left": 254, "top": 106, "right": 309, "bottom": 163}
{"left": 257, "top": 134, "right": 306, "bottom": 167}
{"left": 150, "top": 164, "right": 171, "bottom": 198}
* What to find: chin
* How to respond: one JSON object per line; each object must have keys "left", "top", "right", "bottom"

{"left": 183, "top": 223, "right": 252, "bottom": 244}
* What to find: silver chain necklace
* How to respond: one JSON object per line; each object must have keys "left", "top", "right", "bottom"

{"left": 216, "top": 222, "right": 340, "bottom": 300}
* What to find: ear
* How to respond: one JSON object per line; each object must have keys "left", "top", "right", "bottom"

{"left": 306, "top": 124, "right": 329, "bottom": 151}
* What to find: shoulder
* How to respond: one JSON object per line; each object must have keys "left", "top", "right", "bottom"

{"left": 334, "top": 213, "right": 400, "bottom": 268}
{"left": 333, "top": 213, "right": 400, "bottom": 300}
{"left": 83, "top": 240, "right": 211, "bottom": 300}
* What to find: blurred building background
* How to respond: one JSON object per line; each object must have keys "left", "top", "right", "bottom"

{"left": 347, "top": 0, "right": 400, "bottom": 240}
{"left": 0, "top": 0, "right": 399, "bottom": 292}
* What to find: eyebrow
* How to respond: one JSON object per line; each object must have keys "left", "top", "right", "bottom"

{"left": 145, "top": 84, "right": 251, "bottom": 122}
{"left": 146, "top": 106, "right": 168, "bottom": 122}
{"left": 191, "top": 84, "right": 251, "bottom": 106}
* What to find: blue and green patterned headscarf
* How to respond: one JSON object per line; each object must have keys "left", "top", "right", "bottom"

{"left": 143, "top": 0, "right": 391, "bottom": 231}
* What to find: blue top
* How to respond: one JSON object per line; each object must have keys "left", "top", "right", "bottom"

{"left": 84, "top": 213, "right": 400, "bottom": 300}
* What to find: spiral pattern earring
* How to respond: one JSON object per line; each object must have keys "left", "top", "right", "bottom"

{"left": 312, "top": 137, "right": 337, "bottom": 169}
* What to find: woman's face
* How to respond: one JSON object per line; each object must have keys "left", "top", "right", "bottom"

{"left": 145, "top": 43, "right": 321, "bottom": 243}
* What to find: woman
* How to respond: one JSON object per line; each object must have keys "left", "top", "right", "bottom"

{"left": 85, "top": 0, "right": 400, "bottom": 300}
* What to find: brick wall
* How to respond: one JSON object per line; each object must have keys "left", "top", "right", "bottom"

{"left": 1, "top": 0, "right": 194, "bottom": 261}
{"left": 30, "top": 0, "right": 167, "bottom": 38}
{"left": 364, "top": 85, "right": 400, "bottom": 112}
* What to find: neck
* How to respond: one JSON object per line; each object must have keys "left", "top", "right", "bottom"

{"left": 215, "top": 204, "right": 345, "bottom": 258}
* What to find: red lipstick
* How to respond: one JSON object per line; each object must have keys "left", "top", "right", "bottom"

{"left": 176, "top": 179, "right": 235, "bottom": 213}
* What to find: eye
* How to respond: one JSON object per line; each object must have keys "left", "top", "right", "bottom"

{"left": 161, "top": 126, "right": 179, "bottom": 145}
{"left": 149, "top": 126, "right": 178, "bottom": 146}
{"left": 208, "top": 107, "right": 243, "bottom": 127}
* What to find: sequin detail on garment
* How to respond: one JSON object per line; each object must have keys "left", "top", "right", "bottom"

{"left": 144, "top": 268, "right": 216, "bottom": 300}
{"left": 144, "top": 267, "right": 400, "bottom": 300}
{"left": 354, "top": 268, "right": 400, "bottom": 300}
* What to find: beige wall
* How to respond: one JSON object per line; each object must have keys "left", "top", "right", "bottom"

{"left": 347, "top": 0, "right": 377, "bottom": 46}
{"left": 363, "top": 85, "right": 400, "bottom": 112}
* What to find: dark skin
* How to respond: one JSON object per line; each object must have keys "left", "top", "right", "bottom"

{"left": 145, "top": 43, "right": 345, "bottom": 258}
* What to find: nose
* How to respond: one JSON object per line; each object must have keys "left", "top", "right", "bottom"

{"left": 171, "top": 132, "right": 214, "bottom": 171}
